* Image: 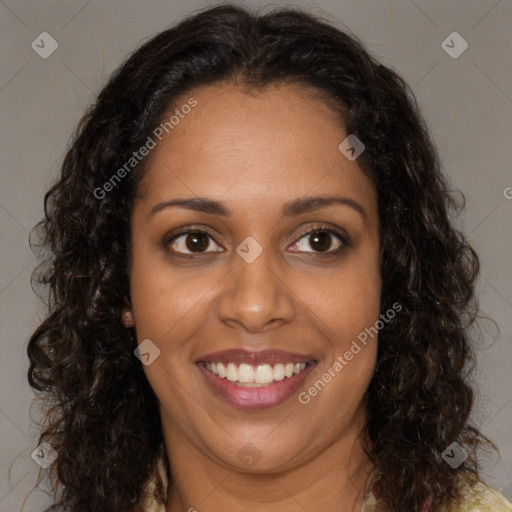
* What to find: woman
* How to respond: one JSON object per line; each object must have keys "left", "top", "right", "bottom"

{"left": 27, "top": 4, "right": 511, "bottom": 512}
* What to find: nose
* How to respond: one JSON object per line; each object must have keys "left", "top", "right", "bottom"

{"left": 216, "top": 245, "right": 295, "bottom": 333}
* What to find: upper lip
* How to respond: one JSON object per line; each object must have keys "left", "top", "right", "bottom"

{"left": 196, "top": 349, "right": 316, "bottom": 366}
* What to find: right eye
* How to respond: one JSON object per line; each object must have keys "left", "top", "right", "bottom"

{"left": 165, "top": 228, "right": 224, "bottom": 255}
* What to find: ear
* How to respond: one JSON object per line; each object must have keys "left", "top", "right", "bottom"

{"left": 121, "top": 296, "right": 135, "bottom": 327}
{"left": 121, "top": 309, "right": 135, "bottom": 327}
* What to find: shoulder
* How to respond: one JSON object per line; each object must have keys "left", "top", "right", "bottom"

{"left": 444, "top": 472, "right": 512, "bottom": 511}
{"left": 362, "top": 470, "right": 512, "bottom": 512}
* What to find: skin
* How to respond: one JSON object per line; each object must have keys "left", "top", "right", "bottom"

{"left": 127, "top": 81, "right": 382, "bottom": 512}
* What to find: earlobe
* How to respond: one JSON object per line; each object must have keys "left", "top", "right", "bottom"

{"left": 121, "top": 309, "right": 135, "bottom": 327}
{"left": 121, "top": 295, "right": 135, "bottom": 327}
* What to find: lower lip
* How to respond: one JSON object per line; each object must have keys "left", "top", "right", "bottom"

{"left": 197, "top": 363, "right": 315, "bottom": 410}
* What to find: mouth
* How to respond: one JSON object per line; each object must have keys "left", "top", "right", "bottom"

{"left": 196, "top": 349, "right": 317, "bottom": 410}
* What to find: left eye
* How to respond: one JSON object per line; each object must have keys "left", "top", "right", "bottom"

{"left": 289, "top": 229, "right": 344, "bottom": 253}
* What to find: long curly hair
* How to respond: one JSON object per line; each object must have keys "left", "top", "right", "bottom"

{"left": 27, "top": 4, "right": 497, "bottom": 511}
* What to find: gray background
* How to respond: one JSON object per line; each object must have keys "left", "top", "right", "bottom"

{"left": 1, "top": 0, "right": 511, "bottom": 510}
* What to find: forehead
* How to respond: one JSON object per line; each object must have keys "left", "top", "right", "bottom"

{"left": 135, "top": 81, "right": 376, "bottom": 217}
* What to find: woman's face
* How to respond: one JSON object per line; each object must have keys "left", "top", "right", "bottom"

{"left": 129, "top": 81, "right": 381, "bottom": 473}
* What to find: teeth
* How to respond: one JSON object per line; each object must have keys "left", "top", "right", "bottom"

{"left": 238, "top": 363, "right": 255, "bottom": 383}
{"left": 226, "top": 363, "right": 238, "bottom": 382}
{"left": 255, "top": 364, "right": 273, "bottom": 384}
{"left": 273, "top": 364, "right": 285, "bottom": 381}
{"left": 204, "top": 361, "right": 308, "bottom": 385}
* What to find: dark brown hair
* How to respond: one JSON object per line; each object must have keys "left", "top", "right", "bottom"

{"left": 27, "top": 4, "right": 496, "bottom": 511}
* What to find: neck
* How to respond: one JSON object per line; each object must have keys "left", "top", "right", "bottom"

{"left": 162, "top": 415, "right": 373, "bottom": 512}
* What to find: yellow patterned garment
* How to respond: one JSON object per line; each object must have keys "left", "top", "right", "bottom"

{"left": 142, "top": 455, "right": 512, "bottom": 512}
{"left": 360, "top": 473, "right": 512, "bottom": 512}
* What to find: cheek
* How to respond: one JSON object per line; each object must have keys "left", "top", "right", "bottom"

{"left": 333, "top": 278, "right": 381, "bottom": 341}
{"left": 128, "top": 238, "right": 204, "bottom": 341}
{"left": 294, "top": 255, "right": 381, "bottom": 405}
{"left": 302, "top": 274, "right": 380, "bottom": 409}
{"left": 295, "top": 255, "right": 381, "bottom": 343}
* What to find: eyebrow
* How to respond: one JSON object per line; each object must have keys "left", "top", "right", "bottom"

{"left": 149, "top": 195, "right": 367, "bottom": 222}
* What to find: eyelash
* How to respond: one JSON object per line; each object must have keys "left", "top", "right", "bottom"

{"left": 163, "top": 223, "right": 350, "bottom": 259}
